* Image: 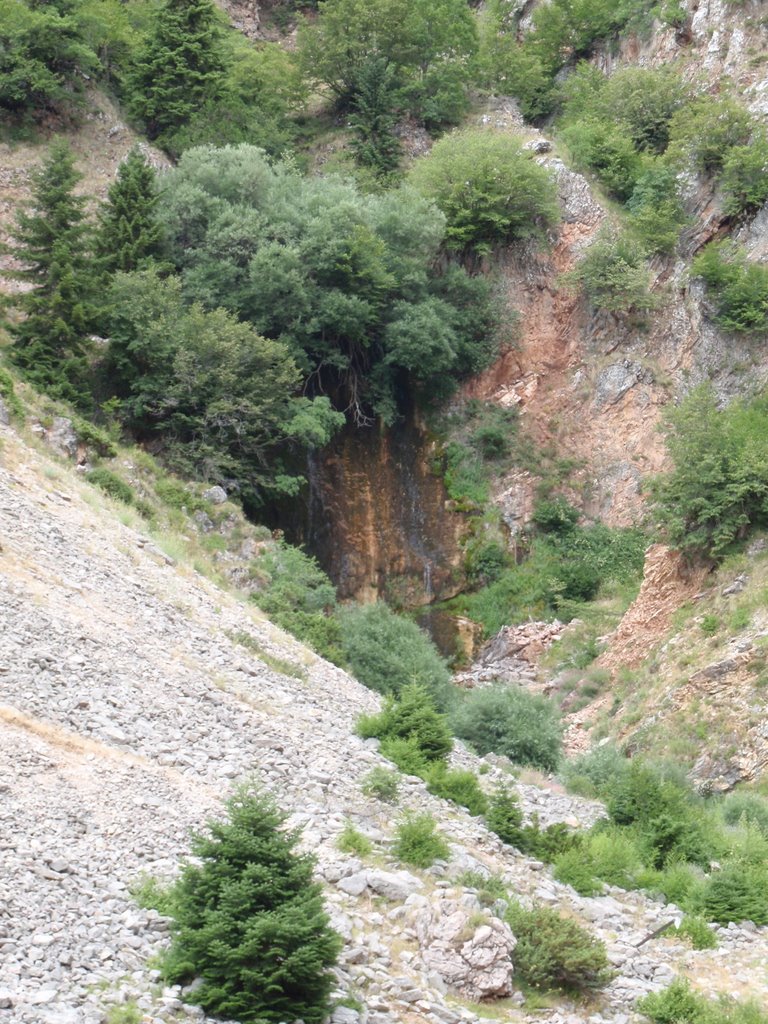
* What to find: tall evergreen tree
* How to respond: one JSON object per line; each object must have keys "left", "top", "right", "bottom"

{"left": 4, "top": 140, "right": 94, "bottom": 405}
{"left": 349, "top": 55, "right": 402, "bottom": 177}
{"left": 163, "top": 783, "right": 342, "bottom": 1024}
{"left": 96, "top": 147, "right": 163, "bottom": 274}
{"left": 128, "top": 0, "right": 228, "bottom": 141}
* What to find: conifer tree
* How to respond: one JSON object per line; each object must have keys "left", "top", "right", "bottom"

{"left": 349, "top": 55, "right": 402, "bottom": 177}
{"left": 5, "top": 140, "right": 94, "bottom": 405}
{"left": 96, "top": 148, "right": 163, "bottom": 274}
{"left": 128, "top": 0, "right": 228, "bottom": 141}
{"left": 163, "top": 783, "right": 342, "bottom": 1024}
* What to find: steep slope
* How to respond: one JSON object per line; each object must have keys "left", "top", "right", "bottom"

{"left": 2, "top": 389, "right": 768, "bottom": 1024}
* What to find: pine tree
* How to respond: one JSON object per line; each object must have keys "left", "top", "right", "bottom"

{"left": 349, "top": 54, "right": 402, "bottom": 177}
{"left": 5, "top": 140, "right": 94, "bottom": 406}
{"left": 163, "top": 783, "right": 342, "bottom": 1024}
{"left": 96, "top": 148, "right": 163, "bottom": 274}
{"left": 128, "top": 0, "right": 228, "bottom": 141}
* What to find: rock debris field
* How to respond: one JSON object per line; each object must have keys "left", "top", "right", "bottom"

{"left": 0, "top": 423, "right": 766, "bottom": 1024}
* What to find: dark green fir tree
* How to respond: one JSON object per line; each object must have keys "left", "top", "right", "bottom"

{"left": 349, "top": 54, "right": 402, "bottom": 177}
{"left": 96, "top": 148, "right": 163, "bottom": 274}
{"left": 128, "top": 0, "right": 228, "bottom": 141}
{"left": 163, "top": 783, "right": 342, "bottom": 1024}
{"left": 5, "top": 140, "right": 95, "bottom": 406}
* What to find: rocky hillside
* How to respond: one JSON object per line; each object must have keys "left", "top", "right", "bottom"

{"left": 2, "top": 383, "right": 767, "bottom": 1024}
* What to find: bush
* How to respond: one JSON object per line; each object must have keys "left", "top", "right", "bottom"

{"left": 561, "top": 118, "right": 644, "bottom": 201}
{"left": 356, "top": 684, "right": 453, "bottom": 765}
{"left": 337, "top": 822, "right": 372, "bottom": 856}
{"left": 586, "top": 827, "right": 643, "bottom": 889}
{"left": 672, "top": 915, "right": 718, "bottom": 950}
{"left": 668, "top": 96, "right": 752, "bottom": 175}
{"left": 485, "top": 787, "right": 524, "bottom": 845}
{"left": 532, "top": 496, "right": 580, "bottom": 535}
{"left": 393, "top": 813, "right": 450, "bottom": 868}
{"left": 0, "top": 367, "right": 24, "bottom": 419}
{"left": 340, "top": 603, "right": 453, "bottom": 710}
{"left": 154, "top": 477, "right": 206, "bottom": 512}
{"left": 692, "top": 242, "right": 768, "bottom": 334}
{"left": 721, "top": 137, "right": 768, "bottom": 218}
{"left": 409, "top": 130, "right": 559, "bottom": 254}
{"left": 721, "top": 791, "right": 768, "bottom": 835}
{"left": 451, "top": 685, "right": 562, "bottom": 772}
{"left": 626, "top": 164, "right": 687, "bottom": 255}
{"left": 638, "top": 980, "right": 768, "bottom": 1024}
{"left": 554, "top": 848, "right": 601, "bottom": 896}
{"left": 506, "top": 903, "right": 613, "bottom": 993}
{"left": 85, "top": 468, "right": 134, "bottom": 505}
{"left": 162, "top": 783, "right": 341, "bottom": 1024}
{"left": 700, "top": 864, "right": 768, "bottom": 925}
{"left": 250, "top": 543, "right": 341, "bottom": 662}
{"left": 425, "top": 765, "right": 488, "bottom": 816}
{"left": 361, "top": 766, "right": 400, "bottom": 803}
{"left": 561, "top": 744, "right": 631, "bottom": 799}
{"left": 570, "top": 227, "right": 656, "bottom": 313}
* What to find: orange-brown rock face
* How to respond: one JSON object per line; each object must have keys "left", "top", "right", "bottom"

{"left": 304, "top": 413, "right": 466, "bottom": 604}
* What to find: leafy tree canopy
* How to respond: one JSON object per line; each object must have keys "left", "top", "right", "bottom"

{"left": 156, "top": 144, "right": 498, "bottom": 426}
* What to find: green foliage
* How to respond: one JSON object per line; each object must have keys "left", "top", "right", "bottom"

{"left": 298, "top": 0, "right": 477, "bottom": 128}
{"left": 484, "top": 787, "right": 524, "bottom": 845}
{"left": 158, "top": 145, "right": 497, "bottom": 425}
{"left": 356, "top": 684, "right": 453, "bottom": 764}
{"left": 668, "top": 96, "right": 752, "bottom": 175}
{"left": 451, "top": 685, "right": 562, "bottom": 772}
{"left": 250, "top": 542, "right": 341, "bottom": 661}
{"left": 0, "top": 0, "right": 101, "bottom": 121}
{"left": 721, "top": 136, "right": 768, "bottom": 218}
{"left": 553, "top": 847, "right": 602, "bottom": 896}
{"left": 340, "top": 602, "right": 453, "bottom": 709}
{"left": 561, "top": 119, "right": 645, "bottom": 202}
{"left": 86, "top": 467, "right": 135, "bottom": 504}
{"left": 639, "top": 980, "right": 768, "bottom": 1024}
{"left": 692, "top": 242, "right": 768, "bottom": 334}
{"left": 532, "top": 497, "right": 580, "bottom": 535}
{"left": 337, "top": 822, "right": 372, "bottom": 856}
{"left": 424, "top": 764, "right": 488, "bottom": 817}
{"left": 570, "top": 227, "right": 656, "bottom": 314}
{"left": 458, "top": 870, "right": 510, "bottom": 908}
{"left": 130, "top": 874, "right": 175, "bottom": 916}
{"left": 0, "top": 367, "right": 24, "bottom": 420}
{"left": 5, "top": 140, "right": 95, "bottom": 407}
{"left": 648, "top": 383, "right": 768, "bottom": 558}
{"left": 392, "top": 813, "right": 450, "bottom": 867}
{"left": 106, "top": 268, "right": 343, "bottom": 501}
{"left": 721, "top": 791, "right": 768, "bottom": 835}
{"left": 476, "top": 28, "right": 556, "bottom": 121}
{"left": 128, "top": 0, "right": 228, "bottom": 142}
{"left": 700, "top": 864, "right": 768, "bottom": 925}
{"left": 409, "top": 131, "right": 559, "bottom": 254}
{"left": 506, "top": 903, "right": 613, "bottom": 993}
{"left": 348, "top": 54, "right": 402, "bottom": 177}
{"left": 626, "top": 164, "right": 688, "bottom": 255}
{"left": 71, "top": 415, "right": 117, "bottom": 457}
{"left": 361, "top": 766, "right": 400, "bottom": 803}
{"left": 672, "top": 915, "right": 718, "bottom": 950}
{"left": 105, "top": 1005, "right": 142, "bottom": 1024}
{"left": 96, "top": 147, "right": 163, "bottom": 275}
{"left": 162, "top": 783, "right": 342, "bottom": 1023}
{"left": 561, "top": 744, "right": 631, "bottom": 800}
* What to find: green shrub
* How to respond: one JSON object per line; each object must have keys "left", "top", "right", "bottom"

{"left": 425, "top": 765, "right": 488, "bottom": 817}
{"left": 626, "top": 164, "right": 687, "bottom": 255}
{"left": 561, "top": 118, "right": 644, "bottom": 201}
{"left": 692, "top": 242, "right": 768, "bottom": 334}
{"left": 85, "top": 468, "right": 134, "bottom": 505}
{"left": 72, "top": 416, "right": 117, "bottom": 457}
{"left": 672, "top": 915, "right": 718, "bottom": 950}
{"left": 409, "top": 130, "right": 559, "bottom": 254}
{"left": 451, "top": 685, "right": 562, "bottom": 772}
{"left": 393, "top": 814, "right": 451, "bottom": 868}
{"left": 521, "top": 820, "right": 583, "bottom": 863}
{"left": 554, "top": 848, "right": 601, "bottom": 896}
{"left": 721, "top": 791, "right": 768, "bottom": 835}
{"left": 721, "top": 136, "right": 768, "bottom": 218}
{"left": 570, "top": 227, "right": 656, "bottom": 313}
{"left": 340, "top": 602, "right": 453, "bottom": 710}
{"left": 532, "top": 496, "right": 580, "bottom": 535}
{"left": 506, "top": 903, "right": 613, "bottom": 993}
{"left": 637, "top": 979, "right": 710, "bottom": 1024}
{"left": 586, "top": 827, "right": 643, "bottom": 889}
{"left": 379, "top": 736, "right": 430, "bottom": 775}
{"left": 0, "top": 367, "right": 24, "bottom": 420}
{"left": 337, "top": 822, "right": 372, "bottom": 856}
{"left": 154, "top": 477, "right": 206, "bottom": 512}
{"left": 700, "top": 864, "right": 768, "bottom": 925}
{"left": 356, "top": 684, "right": 453, "bottom": 765}
{"left": 485, "top": 787, "right": 524, "bottom": 846}
{"left": 162, "top": 783, "right": 342, "bottom": 1024}
{"left": 458, "top": 870, "right": 509, "bottom": 907}
{"left": 668, "top": 96, "right": 752, "bottom": 175}
{"left": 250, "top": 543, "right": 341, "bottom": 662}
{"left": 130, "top": 874, "right": 175, "bottom": 917}
{"left": 561, "top": 744, "right": 631, "bottom": 799}
{"left": 361, "top": 766, "right": 400, "bottom": 803}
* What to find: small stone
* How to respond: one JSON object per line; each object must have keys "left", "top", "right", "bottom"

{"left": 203, "top": 485, "right": 228, "bottom": 504}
